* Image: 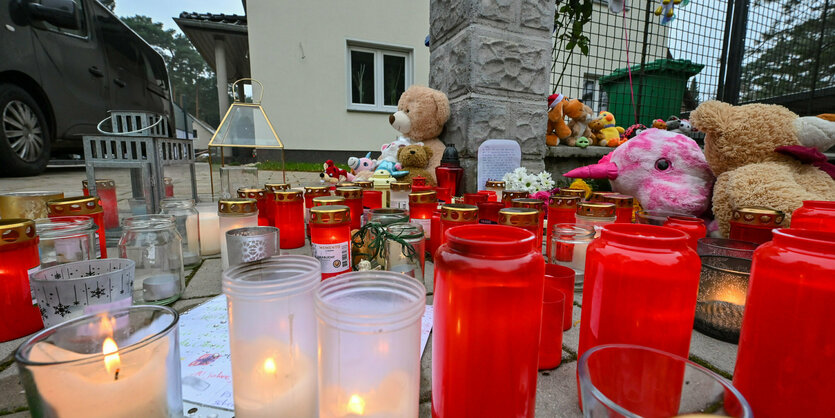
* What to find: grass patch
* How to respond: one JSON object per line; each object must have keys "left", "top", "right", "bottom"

{"left": 562, "top": 344, "right": 578, "bottom": 363}
{"left": 256, "top": 160, "right": 351, "bottom": 172}
{"left": 0, "top": 406, "right": 29, "bottom": 416}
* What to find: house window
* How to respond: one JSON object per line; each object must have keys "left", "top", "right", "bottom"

{"left": 347, "top": 42, "right": 412, "bottom": 112}
{"left": 582, "top": 76, "right": 608, "bottom": 114}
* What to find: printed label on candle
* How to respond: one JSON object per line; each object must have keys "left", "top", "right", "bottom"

{"left": 312, "top": 241, "right": 351, "bottom": 273}
{"left": 411, "top": 219, "right": 431, "bottom": 239}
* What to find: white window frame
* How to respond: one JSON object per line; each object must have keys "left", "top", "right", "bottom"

{"left": 582, "top": 74, "right": 608, "bottom": 114}
{"left": 346, "top": 40, "right": 414, "bottom": 113}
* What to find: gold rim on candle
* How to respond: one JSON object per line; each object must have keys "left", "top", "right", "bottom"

{"left": 441, "top": 204, "right": 478, "bottom": 222}
{"left": 576, "top": 202, "right": 616, "bottom": 218}
{"left": 47, "top": 196, "right": 103, "bottom": 216}
{"left": 218, "top": 198, "right": 258, "bottom": 214}
{"left": 732, "top": 206, "right": 785, "bottom": 227}
{"left": 237, "top": 188, "right": 267, "bottom": 199}
{"left": 409, "top": 191, "right": 437, "bottom": 204}
{"left": 335, "top": 187, "right": 363, "bottom": 200}
{"left": 549, "top": 195, "right": 580, "bottom": 209}
{"left": 0, "top": 218, "right": 37, "bottom": 246}
{"left": 274, "top": 190, "right": 303, "bottom": 202}
{"left": 310, "top": 205, "right": 351, "bottom": 225}
{"left": 313, "top": 196, "right": 346, "bottom": 206}
{"left": 511, "top": 198, "right": 545, "bottom": 212}
{"left": 560, "top": 188, "right": 586, "bottom": 198}
{"left": 390, "top": 182, "right": 412, "bottom": 192}
{"left": 498, "top": 208, "right": 538, "bottom": 227}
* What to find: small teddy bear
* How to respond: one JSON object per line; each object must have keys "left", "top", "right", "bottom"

{"left": 321, "top": 159, "right": 352, "bottom": 183}
{"left": 565, "top": 99, "right": 595, "bottom": 146}
{"left": 397, "top": 144, "right": 436, "bottom": 186}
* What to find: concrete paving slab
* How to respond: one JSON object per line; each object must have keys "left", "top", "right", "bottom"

{"left": 172, "top": 296, "right": 213, "bottom": 314}
{"left": 182, "top": 258, "right": 222, "bottom": 299}
{"left": 689, "top": 329, "right": 738, "bottom": 377}
{"left": 0, "top": 374, "right": 27, "bottom": 415}
{"left": 536, "top": 361, "right": 583, "bottom": 417}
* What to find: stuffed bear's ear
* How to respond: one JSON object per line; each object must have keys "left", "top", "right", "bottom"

{"left": 690, "top": 101, "right": 731, "bottom": 134}
{"left": 423, "top": 145, "right": 433, "bottom": 161}
{"left": 432, "top": 90, "right": 451, "bottom": 126}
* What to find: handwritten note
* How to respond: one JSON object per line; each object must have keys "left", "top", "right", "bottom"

{"left": 477, "top": 139, "right": 521, "bottom": 191}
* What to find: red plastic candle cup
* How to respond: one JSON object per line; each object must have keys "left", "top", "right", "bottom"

{"left": 512, "top": 198, "right": 545, "bottom": 244}
{"left": 499, "top": 208, "right": 541, "bottom": 252}
{"left": 588, "top": 191, "right": 617, "bottom": 202}
{"left": 436, "top": 166, "right": 463, "bottom": 198}
{"left": 47, "top": 196, "right": 107, "bottom": 258}
{"left": 578, "top": 224, "right": 700, "bottom": 407}
{"left": 310, "top": 205, "right": 352, "bottom": 280}
{"left": 790, "top": 200, "right": 835, "bottom": 232}
{"left": 476, "top": 201, "right": 503, "bottom": 225}
{"left": 434, "top": 187, "right": 451, "bottom": 205}
{"left": 409, "top": 191, "right": 437, "bottom": 246}
{"left": 433, "top": 224, "right": 544, "bottom": 417}
{"left": 546, "top": 196, "right": 580, "bottom": 260}
{"left": 729, "top": 206, "right": 785, "bottom": 244}
{"left": 361, "top": 190, "right": 383, "bottom": 226}
{"left": 81, "top": 179, "right": 119, "bottom": 229}
{"left": 264, "top": 183, "right": 291, "bottom": 227}
{"left": 463, "top": 193, "right": 488, "bottom": 206}
{"left": 440, "top": 204, "right": 479, "bottom": 248}
{"left": 312, "top": 195, "right": 345, "bottom": 208}
{"left": 238, "top": 188, "right": 270, "bottom": 226}
{"left": 545, "top": 263, "right": 575, "bottom": 331}
{"left": 0, "top": 219, "right": 43, "bottom": 342}
{"left": 602, "top": 194, "right": 635, "bottom": 223}
{"left": 539, "top": 287, "right": 564, "bottom": 370}
{"left": 502, "top": 190, "right": 528, "bottom": 208}
{"left": 429, "top": 210, "right": 441, "bottom": 258}
{"left": 478, "top": 190, "right": 498, "bottom": 202}
{"left": 304, "top": 186, "right": 330, "bottom": 236}
{"left": 274, "top": 190, "right": 305, "bottom": 249}
{"left": 663, "top": 215, "right": 706, "bottom": 252}
{"left": 733, "top": 228, "right": 835, "bottom": 418}
{"left": 334, "top": 187, "right": 363, "bottom": 230}
{"left": 163, "top": 177, "right": 174, "bottom": 197}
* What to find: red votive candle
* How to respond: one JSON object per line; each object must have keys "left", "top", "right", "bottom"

{"left": 310, "top": 205, "right": 352, "bottom": 280}
{"left": 499, "top": 207, "right": 541, "bottom": 251}
{"left": 312, "top": 196, "right": 345, "bottom": 208}
{"left": 47, "top": 196, "right": 107, "bottom": 258}
{"left": 546, "top": 195, "right": 580, "bottom": 260}
{"left": 478, "top": 190, "right": 497, "bottom": 202}
{"left": 559, "top": 188, "right": 587, "bottom": 199}
{"left": 238, "top": 188, "right": 270, "bottom": 226}
{"left": 463, "top": 193, "right": 488, "bottom": 206}
{"left": 335, "top": 187, "right": 363, "bottom": 230}
{"left": 602, "top": 194, "right": 635, "bottom": 223}
{"left": 0, "top": 219, "right": 43, "bottom": 342}
{"left": 545, "top": 263, "right": 575, "bottom": 331}
{"left": 264, "top": 183, "right": 291, "bottom": 227}
{"left": 433, "top": 225, "right": 544, "bottom": 417}
{"left": 733, "top": 228, "right": 835, "bottom": 418}
{"left": 274, "top": 190, "right": 305, "bottom": 249}
{"left": 501, "top": 190, "right": 528, "bottom": 208}
{"left": 539, "top": 285, "right": 564, "bottom": 370}
{"left": 663, "top": 215, "right": 706, "bottom": 252}
{"left": 361, "top": 190, "right": 383, "bottom": 226}
{"left": 476, "top": 201, "right": 503, "bottom": 224}
{"left": 790, "top": 200, "right": 835, "bottom": 232}
{"left": 440, "top": 204, "right": 478, "bottom": 248}
{"left": 435, "top": 187, "right": 451, "bottom": 205}
{"left": 729, "top": 206, "right": 785, "bottom": 244}
{"left": 512, "top": 198, "right": 545, "bottom": 246}
{"left": 589, "top": 191, "right": 617, "bottom": 201}
{"left": 429, "top": 210, "right": 441, "bottom": 258}
{"left": 163, "top": 177, "right": 174, "bottom": 197}
{"left": 81, "top": 179, "right": 118, "bottom": 229}
{"left": 409, "top": 191, "right": 437, "bottom": 246}
{"left": 412, "top": 176, "right": 427, "bottom": 187}
{"left": 304, "top": 185, "right": 330, "bottom": 236}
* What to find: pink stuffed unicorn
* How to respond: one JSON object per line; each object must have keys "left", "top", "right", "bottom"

{"left": 564, "top": 128, "right": 714, "bottom": 216}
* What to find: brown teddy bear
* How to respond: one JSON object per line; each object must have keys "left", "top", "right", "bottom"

{"left": 690, "top": 101, "right": 835, "bottom": 236}
{"left": 390, "top": 86, "right": 450, "bottom": 183}
{"left": 546, "top": 94, "right": 571, "bottom": 146}
{"left": 397, "top": 144, "right": 436, "bottom": 186}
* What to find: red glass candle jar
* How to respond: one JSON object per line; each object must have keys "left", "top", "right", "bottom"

{"left": 440, "top": 204, "right": 479, "bottom": 248}
{"left": 163, "top": 177, "right": 174, "bottom": 197}
{"left": 560, "top": 188, "right": 587, "bottom": 199}
{"left": 47, "top": 196, "right": 107, "bottom": 258}
{"left": 433, "top": 225, "right": 544, "bottom": 417}
{"left": 729, "top": 207, "right": 785, "bottom": 244}
{"left": 310, "top": 205, "right": 352, "bottom": 280}
{"left": 361, "top": 190, "right": 383, "bottom": 226}
{"left": 335, "top": 187, "right": 363, "bottom": 230}
{"left": 663, "top": 215, "right": 706, "bottom": 252}
{"left": 304, "top": 185, "right": 330, "bottom": 236}
{"left": 476, "top": 201, "right": 503, "bottom": 224}
{"left": 790, "top": 200, "right": 835, "bottom": 232}
{"left": 463, "top": 193, "right": 488, "bottom": 206}
{"left": 436, "top": 144, "right": 465, "bottom": 197}
{"left": 81, "top": 179, "right": 118, "bottom": 229}
{"left": 429, "top": 210, "right": 441, "bottom": 258}
{"left": 732, "top": 228, "right": 835, "bottom": 418}
{"left": 435, "top": 187, "right": 451, "bottom": 205}
{"left": 539, "top": 286, "right": 564, "bottom": 371}
{"left": 412, "top": 176, "right": 427, "bottom": 187}
{"left": 312, "top": 195, "right": 345, "bottom": 208}
{"left": 546, "top": 196, "right": 580, "bottom": 260}
{"left": 237, "top": 188, "right": 270, "bottom": 226}
{"left": 545, "top": 263, "right": 575, "bottom": 331}
{"left": 602, "top": 194, "right": 635, "bottom": 223}
{"left": 409, "top": 191, "right": 437, "bottom": 244}
{"left": 0, "top": 219, "right": 43, "bottom": 342}
{"left": 264, "top": 183, "right": 291, "bottom": 227}
{"left": 274, "top": 190, "right": 305, "bottom": 249}
{"left": 499, "top": 208, "right": 541, "bottom": 251}
{"left": 484, "top": 180, "right": 505, "bottom": 201}
{"left": 578, "top": 224, "right": 700, "bottom": 408}
{"left": 501, "top": 190, "right": 528, "bottom": 208}
{"left": 478, "top": 190, "right": 498, "bottom": 202}
{"left": 512, "top": 198, "right": 545, "bottom": 243}
{"left": 589, "top": 191, "right": 617, "bottom": 202}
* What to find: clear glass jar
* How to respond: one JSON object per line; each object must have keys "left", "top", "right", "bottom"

{"left": 118, "top": 215, "right": 185, "bottom": 305}
{"left": 218, "top": 198, "right": 259, "bottom": 270}
{"left": 160, "top": 198, "right": 201, "bottom": 267}
{"left": 549, "top": 223, "right": 595, "bottom": 289}
{"left": 384, "top": 223, "right": 425, "bottom": 283}
{"left": 575, "top": 202, "right": 617, "bottom": 237}
{"left": 35, "top": 216, "right": 98, "bottom": 268}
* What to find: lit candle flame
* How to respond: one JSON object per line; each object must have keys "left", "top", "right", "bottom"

{"left": 263, "top": 357, "right": 277, "bottom": 375}
{"left": 714, "top": 287, "right": 746, "bottom": 306}
{"left": 347, "top": 394, "right": 366, "bottom": 415}
{"left": 102, "top": 337, "right": 121, "bottom": 380}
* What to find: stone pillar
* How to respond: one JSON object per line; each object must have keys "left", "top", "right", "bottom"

{"left": 214, "top": 39, "right": 229, "bottom": 116}
{"left": 429, "top": 0, "right": 552, "bottom": 193}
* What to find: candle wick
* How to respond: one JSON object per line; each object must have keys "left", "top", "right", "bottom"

{"left": 114, "top": 368, "right": 120, "bottom": 381}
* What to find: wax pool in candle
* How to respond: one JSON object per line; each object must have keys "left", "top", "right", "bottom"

{"left": 27, "top": 338, "right": 169, "bottom": 418}
{"left": 320, "top": 370, "right": 413, "bottom": 418}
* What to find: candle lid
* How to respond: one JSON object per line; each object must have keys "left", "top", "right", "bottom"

{"left": 560, "top": 188, "right": 586, "bottom": 198}
{"left": 501, "top": 190, "right": 529, "bottom": 202}
{"left": 441, "top": 204, "right": 479, "bottom": 222}
{"left": 304, "top": 185, "right": 330, "bottom": 195}
{"left": 412, "top": 176, "right": 427, "bottom": 186}
{"left": 163, "top": 177, "right": 173, "bottom": 186}
{"left": 485, "top": 180, "right": 506, "bottom": 188}
{"left": 549, "top": 195, "right": 580, "bottom": 209}
{"left": 310, "top": 205, "right": 350, "bottom": 225}
{"left": 732, "top": 207, "right": 786, "bottom": 227}
{"left": 409, "top": 191, "right": 437, "bottom": 204}
{"left": 313, "top": 196, "right": 346, "bottom": 206}
{"left": 511, "top": 198, "right": 545, "bottom": 211}
{"left": 0, "top": 218, "right": 37, "bottom": 247}
{"left": 354, "top": 180, "right": 373, "bottom": 189}
{"left": 390, "top": 182, "right": 412, "bottom": 192}
{"left": 47, "top": 196, "right": 103, "bottom": 215}
{"left": 498, "top": 208, "right": 538, "bottom": 227}
{"left": 265, "top": 183, "right": 291, "bottom": 192}
{"left": 81, "top": 179, "right": 115, "bottom": 190}
{"left": 336, "top": 181, "right": 356, "bottom": 187}
{"left": 602, "top": 194, "right": 635, "bottom": 207}
{"left": 335, "top": 186, "right": 363, "bottom": 200}
{"left": 274, "top": 190, "right": 303, "bottom": 202}
{"left": 589, "top": 191, "right": 618, "bottom": 201}
{"left": 218, "top": 198, "right": 258, "bottom": 214}
{"left": 577, "top": 202, "right": 616, "bottom": 218}
{"left": 237, "top": 188, "right": 267, "bottom": 200}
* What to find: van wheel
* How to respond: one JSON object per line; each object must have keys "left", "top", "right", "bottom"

{"left": 0, "top": 84, "right": 51, "bottom": 176}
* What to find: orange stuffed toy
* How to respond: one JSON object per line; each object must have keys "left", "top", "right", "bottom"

{"left": 546, "top": 94, "right": 571, "bottom": 146}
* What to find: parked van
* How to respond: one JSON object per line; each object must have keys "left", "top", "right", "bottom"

{"left": 0, "top": 0, "right": 173, "bottom": 176}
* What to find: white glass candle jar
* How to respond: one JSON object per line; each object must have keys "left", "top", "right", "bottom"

{"left": 118, "top": 215, "right": 185, "bottom": 305}
{"left": 160, "top": 198, "right": 201, "bottom": 267}
{"left": 35, "top": 216, "right": 98, "bottom": 268}
{"left": 196, "top": 196, "right": 221, "bottom": 256}
{"left": 223, "top": 255, "right": 321, "bottom": 418}
{"left": 315, "top": 271, "right": 426, "bottom": 418}
{"left": 389, "top": 182, "right": 412, "bottom": 211}
{"left": 15, "top": 305, "right": 183, "bottom": 418}
{"left": 575, "top": 202, "right": 617, "bottom": 237}
{"left": 218, "top": 198, "right": 258, "bottom": 270}
{"left": 549, "top": 223, "right": 595, "bottom": 290}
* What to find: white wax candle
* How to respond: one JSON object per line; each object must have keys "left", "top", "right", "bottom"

{"left": 184, "top": 214, "right": 200, "bottom": 262}
{"left": 231, "top": 337, "right": 317, "bottom": 418}
{"left": 198, "top": 212, "right": 220, "bottom": 256}
{"left": 321, "top": 370, "right": 412, "bottom": 418}
{"left": 142, "top": 274, "right": 179, "bottom": 302}
{"left": 27, "top": 339, "right": 169, "bottom": 418}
